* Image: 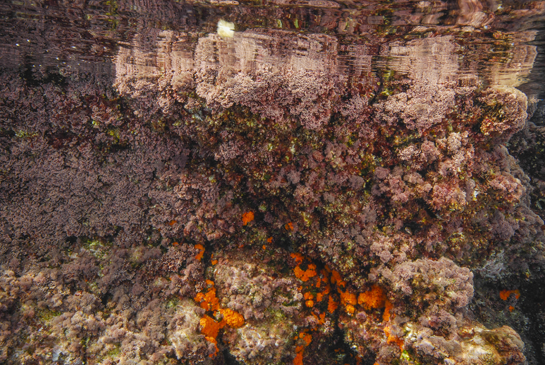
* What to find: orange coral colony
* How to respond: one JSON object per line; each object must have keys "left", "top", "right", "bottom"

{"left": 219, "top": 308, "right": 245, "bottom": 328}
{"left": 285, "top": 254, "right": 395, "bottom": 364}
{"left": 330, "top": 270, "right": 346, "bottom": 288}
{"left": 328, "top": 295, "right": 338, "bottom": 313}
{"left": 382, "top": 299, "right": 394, "bottom": 322}
{"left": 358, "top": 285, "right": 386, "bottom": 309}
{"left": 500, "top": 289, "right": 521, "bottom": 301}
{"left": 290, "top": 252, "right": 304, "bottom": 265}
{"left": 242, "top": 211, "right": 254, "bottom": 226}
{"left": 200, "top": 315, "right": 223, "bottom": 340}
{"left": 195, "top": 279, "right": 245, "bottom": 357}
{"left": 194, "top": 286, "right": 220, "bottom": 311}
{"left": 384, "top": 326, "right": 404, "bottom": 350}
{"left": 294, "top": 332, "right": 312, "bottom": 365}
{"left": 294, "top": 264, "right": 317, "bottom": 282}
{"left": 194, "top": 244, "right": 205, "bottom": 261}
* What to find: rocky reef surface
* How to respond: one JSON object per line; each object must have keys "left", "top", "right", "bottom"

{"left": 1, "top": 0, "right": 545, "bottom": 364}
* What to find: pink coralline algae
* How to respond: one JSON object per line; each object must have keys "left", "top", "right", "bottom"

{"left": 2, "top": 1, "right": 545, "bottom": 364}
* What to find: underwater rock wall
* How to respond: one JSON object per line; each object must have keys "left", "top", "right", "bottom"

{"left": 2, "top": 0, "right": 545, "bottom": 364}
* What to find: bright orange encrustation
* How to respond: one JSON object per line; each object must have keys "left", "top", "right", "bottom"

{"left": 242, "top": 211, "right": 254, "bottom": 226}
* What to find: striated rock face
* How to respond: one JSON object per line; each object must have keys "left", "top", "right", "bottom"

{"left": 2, "top": 0, "right": 545, "bottom": 364}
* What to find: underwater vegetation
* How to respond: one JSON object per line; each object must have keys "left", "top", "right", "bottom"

{"left": 2, "top": 0, "right": 545, "bottom": 364}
